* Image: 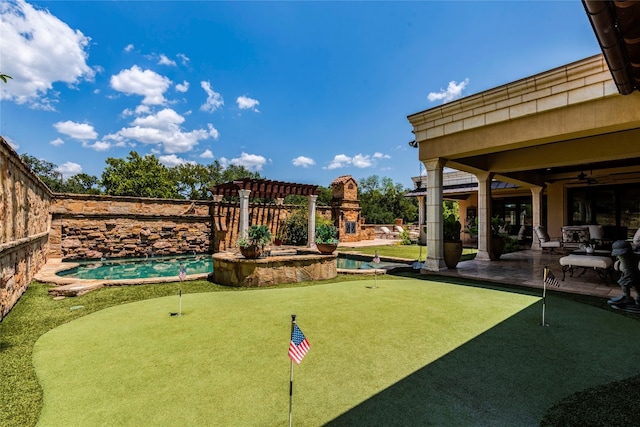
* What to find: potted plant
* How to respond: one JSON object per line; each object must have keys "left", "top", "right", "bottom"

{"left": 236, "top": 224, "right": 272, "bottom": 259}
{"left": 490, "top": 216, "right": 508, "bottom": 260}
{"left": 315, "top": 223, "right": 339, "bottom": 254}
{"left": 443, "top": 213, "right": 463, "bottom": 268}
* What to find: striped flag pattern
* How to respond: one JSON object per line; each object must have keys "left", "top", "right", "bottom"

{"left": 178, "top": 264, "right": 187, "bottom": 281}
{"left": 288, "top": 324, "right": 310, "bottom": 364}
{"left": 373, "top": 251, "right": 380, "bottom": 264}
{"left": 544, "top": 268, "right": 560, "bottom": 287}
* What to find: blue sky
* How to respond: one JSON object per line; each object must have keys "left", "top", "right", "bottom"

{"left": 0, "top": 1, "right": 600, "bottom": 189}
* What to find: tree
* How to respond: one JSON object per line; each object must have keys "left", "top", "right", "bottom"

{"left": 20, "top": 154, "right": 101, "bottom": 194}
{"left": 102, "top": 151, "right": 179, "bottom": 198}
{"left": 358, "top": 175, "right": 417, "bottom": 224}
{"left": 64, "top": 173, "right": 101, "bottom": 194}
{"left": 173, "top": 162, "right": 223, "bottom": 200}
{"left": 0, "top": 74, "right": 11, "bottom": 83}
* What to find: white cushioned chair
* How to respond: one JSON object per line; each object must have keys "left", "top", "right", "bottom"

{"left": 534, "top": 226, "right": 562, "bottom": 253}
{"left": 632, "top": 228, "right": 640, "bottom": 251}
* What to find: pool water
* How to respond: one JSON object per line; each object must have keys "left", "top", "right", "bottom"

{"left": 336, "top": 257, "right": 409, "bottom": 270}
{"left": 57, "top": 254, "right": 212, "bottom": 280}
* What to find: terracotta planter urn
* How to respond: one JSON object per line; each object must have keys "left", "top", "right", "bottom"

{"left": 443, "top": 240, "right": 463, "bottom": 269}
{"left": 240, "top": 244, "right": 263, "bottom": 259}
{"left": 316, "top": 243, "right": 338, "bottom": 254}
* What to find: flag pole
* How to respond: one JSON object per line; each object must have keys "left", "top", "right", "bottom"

{"left": 179, "top": 281, "right": 182, "bottom": 317}
{"left": 289, "top": 314, "right": 296, "bottom": 427}
{"left": 541, "top": 267, "right": 548, "bottom": 327}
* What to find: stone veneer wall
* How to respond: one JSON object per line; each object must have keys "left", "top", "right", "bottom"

{"left": 0, "top": 138, "right": 52, "bottom": 319}
{"left": 51, "top": 195, "right": 215, "bottom": 260}
{"left": 52, "top": 195, "right": 335, "bottom": 260}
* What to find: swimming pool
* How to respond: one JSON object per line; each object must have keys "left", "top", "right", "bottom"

{"left": 336, "top": 256, "right": 411, "bottom": 271}
{"left": 57, "top": 254, "right": 212, "bottom": 280}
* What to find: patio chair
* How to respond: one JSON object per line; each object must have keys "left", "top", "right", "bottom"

{"left": 379, "top": 226, "right": 398, "bottom": 239}
{"left": 534, "top": 225, "right": 562, "bottom": 253}
{"left": 632, "top": 228, "right": 640, "bottom": 251}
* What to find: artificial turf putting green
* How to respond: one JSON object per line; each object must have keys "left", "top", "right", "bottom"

{"left": 33, "top": 278, "right": 640, "bottom": 426}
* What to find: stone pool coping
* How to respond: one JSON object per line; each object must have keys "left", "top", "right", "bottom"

{"left": 35, "top": 258, "right": 210, "bottom": 297}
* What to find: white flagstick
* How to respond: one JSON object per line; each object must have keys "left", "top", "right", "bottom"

{"left": 541, "top": 268, "right": 548, "bottom": 327}
{"left": 373, "top": 251, "right": 380, "bottom": 289}
{"left": 289, "top": 314, "right": 295, "bottom": 427}
{"left": 179, "top": 281, "right": 182, "bottom": 316}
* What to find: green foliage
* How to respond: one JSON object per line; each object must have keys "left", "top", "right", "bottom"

{"left": 101, "top": 151, "right": 179, "bottom": 198}
{"left": 358, "top": 175, "right": 417, "bottom": 224}
{"left": 279, "top": 207, "right": 308, "bottom": 245}
{"left": 315, "top": 224, "right": 339, "bottom": 244}
{"left": 443, "top": 213, "right": 462, "bottom": 241}
{"left": 237, "top": 224, "right": 272, "bottom": 248}
{"left": 20, "top": 154, "right": 100, "bottom": 194}
{"left": 398, "top": 229, "right": 413, "bottom": 245}
{"left": 491, "top": 215, "right": 507, "bottom": 237}
{"left": 0, "top": 73, "right": 12, "bottom": 83}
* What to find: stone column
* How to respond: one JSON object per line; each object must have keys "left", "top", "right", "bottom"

{"left": 530, "top": 186, "right": 543, "bottom": 250}
{"left": 307, "top": 194, "right": 318, "bottom": 247}
{"left": 421, "top": 158, "right": 447, "bottom": 272}
{"left": 238, "top": 189, "right": 251, "bottom": 237}
{"left": 475, "top": 171, "right": 494, "bottom": 261}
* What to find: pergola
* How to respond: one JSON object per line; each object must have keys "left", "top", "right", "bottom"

{"left": 209, "top": 179, "right": 320, "bottom": 247}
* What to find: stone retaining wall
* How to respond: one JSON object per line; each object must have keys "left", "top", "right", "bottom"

{"left": 1, "top": 138, "right": 52, "bottom": 319}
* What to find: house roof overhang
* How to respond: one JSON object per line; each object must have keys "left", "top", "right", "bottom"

{"left": 208, "top": 178, "right": 319, "bottom": 199}
{"left": 583, "top": 0, "right": 640, "bottom": 94}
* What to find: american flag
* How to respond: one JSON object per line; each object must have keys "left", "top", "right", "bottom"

{"left": 178, "top": 264, "right": 187, "bottom": 281}
{"left": 288, "top": 323, "right": 310, "bottom": 364}
{"left": 373, "top": 251, "right": 380, "bottom": 264}
{"left": 544, "top": 268, "right": 560, "bottom": 287}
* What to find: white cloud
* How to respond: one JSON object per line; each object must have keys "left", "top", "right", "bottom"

{"left": 50, "top": 138, "right": 64, "bottom": 146}
{"left": 236, "top": 95, "right": 260, "bottom": 112}
{"left": 158, "top": 154, "right": 194, "bottom": 167}
{"left": 427, "top": 79, "right": 470, "bottom": 103}
{"left": 207, "top": 123, "right": 219, "bottom": 139}
{"left": 325, "top": 152, "right": 385, "bottom": 170}
{"left": 177, "top": 53, "right": 190, "bottom": 65}
{"left": 351, "top": 154, "right": 374, "bottom": 168}
{"left": 101, "top": 108, "right": 217, "bottom": 154}
{"left": 373, "top": 152, "right": 391, "bottom": 159}
{"left": 110, "top": 65, "right": 172, "bottom": 105}
{"left": 56, "top": 161, "right": 82, "bottom": 178}
{"left": 175, "top": 81, "right": 189, "bottom": 93}
{"left": 83, "top": 140, "right": 111, "bottom": 151}
{"left": 200, "top": 149, "right": 214, "bottom": 159}
{"left": 292, "top": 156, "right": 315, "bottom": 168}
{"left": 124, "top": 44, "right": 134, "bottom": 53}
{"left": 53, "top": 120, "right": 98, "bottom": 140}
{"left": 224, "top": 152, "right": 267, "bottom": 171}
{"left": 4, "top": 136, "right": 19, "bottom": 151}
{"left": 131, "top": 108, "right": 185, "bottom": 130}
{"left": 200, "top": 81, "right": 224, "bottom": 112}
{"left": 158, "top": 54, "right": 176, "bottom": 66}
{"left": 326, "top": 154, "right": 352, "bottom": 170}
{"left": 0, "top": 0, "right": 94, "bottom": 109}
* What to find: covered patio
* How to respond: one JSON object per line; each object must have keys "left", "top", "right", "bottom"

{"left": 408, "top": 0, "right": 640, "bottom": 273}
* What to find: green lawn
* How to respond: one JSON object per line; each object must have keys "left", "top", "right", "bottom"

{"left": 10, "top": 277, "right": 640, "bottom": 426}
{"left": 337, "top": 243, "right": 477, "bottom": 261}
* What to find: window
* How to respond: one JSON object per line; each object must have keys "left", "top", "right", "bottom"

{"left": 345, "top": 221, "right": 356, "bottom": 234}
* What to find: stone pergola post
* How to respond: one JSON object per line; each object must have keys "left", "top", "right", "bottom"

{"left": 308, "top": 194, "right": 318, "bottom": 247}
{"left": 238, "top": 189, "right": 251, "bottom": 237}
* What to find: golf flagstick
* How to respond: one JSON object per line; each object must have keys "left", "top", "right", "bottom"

{"left": 373, "top": 250, "right": 380, "bottom": 289}
{"left": 541, "top": 268, "right": 548, "bottom": 326}
{"left": 289, "top": 315, "right": 295, "bottom": 427}
{"left": 288, "top": 314, "right": 310, "bottom": 427}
